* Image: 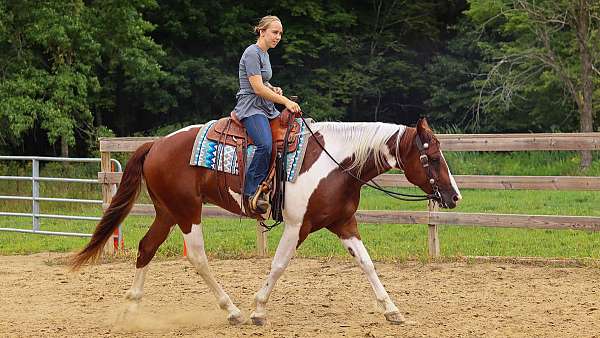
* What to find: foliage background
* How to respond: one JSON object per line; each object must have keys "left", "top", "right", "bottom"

{"left": 0, "top": 0, "right": 598, "bottom": 156}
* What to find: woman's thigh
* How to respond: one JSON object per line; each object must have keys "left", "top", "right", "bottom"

{"left": 242, "top": 114, "right": 272, "bottom": 147}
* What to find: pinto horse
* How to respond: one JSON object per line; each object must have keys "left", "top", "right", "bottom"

{"left": 71, "top": 117, "right": 461, "bottom": 325}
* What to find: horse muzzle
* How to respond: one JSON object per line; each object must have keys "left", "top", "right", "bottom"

{"left": 437, "top": 190, "right": 460, "bottom": 209}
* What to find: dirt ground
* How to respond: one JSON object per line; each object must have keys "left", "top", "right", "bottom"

{"left": 1, "top": 253, "right": 600, "bottom": 338}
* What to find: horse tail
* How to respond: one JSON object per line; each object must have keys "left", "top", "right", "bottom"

{"left": 70, "top": 141, "right": 154, "bottom": 270}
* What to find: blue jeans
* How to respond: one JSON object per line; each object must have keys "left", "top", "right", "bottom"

{"left": 242, "top": 114, "right": 272, "bottom": 197}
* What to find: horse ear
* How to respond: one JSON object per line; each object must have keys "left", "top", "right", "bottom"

{"left": 417, "top": 117, "right": 430, "bottom": 134}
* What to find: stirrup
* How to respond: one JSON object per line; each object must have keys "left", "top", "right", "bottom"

{"left": 249, "top": 190, "right": 269, "bottom": 214}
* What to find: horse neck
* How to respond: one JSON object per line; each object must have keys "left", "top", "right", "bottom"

{"left": 316, "top": 122, "right": 406, "bottom": 183}
{"left": 352, "top": 154, "right": 390, "bottom": 183}
{"left": 356, "top": 127, "right": 416, "bottom": 183}
{"left": 396, "top": 127, "right": 416, "bottom": 170}
{"left": 348, "top": 128, "right": 411, "bottom": 183}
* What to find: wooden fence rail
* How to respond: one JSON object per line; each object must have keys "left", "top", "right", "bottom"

{"left": 100, "top": 133, "right": 600, "bottom": 152}
{"left": 99, "top": 172, "right": 600, "bottom": 191}
{"left": 121, "top": 204, "right": 600, "bottom": 231}
{"left": 99, "top": 132, "right": 600, "bottom": 257}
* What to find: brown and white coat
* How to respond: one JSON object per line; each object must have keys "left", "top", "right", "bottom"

{"left": 71, "top": 118, "right": 461, "bottom": 325}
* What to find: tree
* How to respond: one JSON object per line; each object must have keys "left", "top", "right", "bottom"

{"left": 468, "top": 0, "right": 599, "bottom": 167}
{"left": 426, "top": 18, "right": 487, "bottom": 131}
{"left": 0, "top": 0, "right": 99, "bottom": 156}
{"left": 272, "top": 0, "right": 465, "bottom": 123}
{"left": 86, "top": 0, "right": 173, "bottom": 137}
{"left": 0, "top": 0, "right": 169, "bottom": 155}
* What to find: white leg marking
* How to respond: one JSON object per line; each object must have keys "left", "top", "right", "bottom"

{"left": 341, "top": 237, "right": 404, "bottom": 323}
{"left": 251, "top": 223, "right": 300, "bottom": 325}
{"left": 184, "top": 224, "right": 243, "bottom": 324}
{"left": 119, "top": 266, "right": 149, "bottom": 318}
{"left": 165, "top": 125, "right": 202, "bottom": 138}
{"left": 125, "top": 266, "right": 148, "bottom": 302}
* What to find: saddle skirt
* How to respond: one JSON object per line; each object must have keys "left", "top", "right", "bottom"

{"left": 189, "top": 113, "right": 311, "bottom": 183}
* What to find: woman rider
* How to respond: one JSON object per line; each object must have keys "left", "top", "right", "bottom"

{"left": 234, "top": 15, "right": 301, "bottom": 215}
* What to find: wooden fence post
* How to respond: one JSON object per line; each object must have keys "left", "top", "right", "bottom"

{"left": 256, "top": 222, "right": 268, "bottom": 257}
{"left": 427, "top": 200, "right": 440, "bottom": 258}
{"left": 101, "top": 151, "right": 115, "bottom": 255}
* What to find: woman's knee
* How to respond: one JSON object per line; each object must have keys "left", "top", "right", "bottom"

{"left": 253, "top": 128, "right": 272, "bottom": 150}
{"left": 255, "top": 135, "right": 272, "bottom": 150}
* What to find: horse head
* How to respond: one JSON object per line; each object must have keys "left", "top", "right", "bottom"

{"left": 398, "top": 118, "right": 462, "bottom": 209}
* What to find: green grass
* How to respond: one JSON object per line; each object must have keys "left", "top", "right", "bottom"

{"left": 1, "top": 187, "right": 599, "bottom": 260}
{"left": 1, "top": 151, "right": 599, "bottom": 260}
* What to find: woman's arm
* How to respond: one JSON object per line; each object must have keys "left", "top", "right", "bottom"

{"left": 249, "top": 75, "right": 300, "bottom": 113}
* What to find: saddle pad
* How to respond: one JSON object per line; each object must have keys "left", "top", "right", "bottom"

{"left": 189, "top": 118, "right": 311, "bottom": 182}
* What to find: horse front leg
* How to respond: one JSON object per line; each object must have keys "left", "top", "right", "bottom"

{"left": 335, "top": 217, "right": 405, "bottom": 324}
{"left": 250, "top": 223, "right": 300, "bottom": 325}
{"left": 341, "top": 236, "right": 405, "bottom": 323}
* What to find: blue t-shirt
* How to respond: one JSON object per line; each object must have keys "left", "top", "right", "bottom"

{"left": 233, "top": 44, "right": 280, "bottom": 120}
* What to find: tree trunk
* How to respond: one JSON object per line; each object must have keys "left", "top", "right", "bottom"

{"left": 95, "top": 109, "right": 103, "bottom": 126}
{"left": 60, "top": 135, "right": 69, "bottom": 158}
{"left": 575, "top": 0, "right": 594, "bottom": 169}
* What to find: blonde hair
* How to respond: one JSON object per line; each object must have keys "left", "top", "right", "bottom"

{"left": 254, "top": 16, "right": 281, "bottom": 36}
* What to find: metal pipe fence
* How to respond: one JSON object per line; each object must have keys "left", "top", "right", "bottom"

{"left": 0, "top": 156, "right": 122, "bottom": 243}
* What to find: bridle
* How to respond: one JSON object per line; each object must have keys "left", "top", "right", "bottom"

{"left": 300, "top": 115, "right": 443, "bottom": 203}
{"left": 412, "top": 133, "right": 444, "bottom": 206}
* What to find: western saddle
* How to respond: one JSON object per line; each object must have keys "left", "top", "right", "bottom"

{"left": 205, "top": 108, "right": 302, "bottom": 220}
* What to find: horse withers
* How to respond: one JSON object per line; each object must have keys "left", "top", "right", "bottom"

{"left": 70, "top": 117, "right": 461, "bottom": 325}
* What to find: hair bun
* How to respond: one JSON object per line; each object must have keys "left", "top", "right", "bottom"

{"left": 254, "top": 15, "right": 281, "bottom": 36}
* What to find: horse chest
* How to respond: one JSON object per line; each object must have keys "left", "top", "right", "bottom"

{"left": 284, "top": 147, "right": 359, "bottom": 226}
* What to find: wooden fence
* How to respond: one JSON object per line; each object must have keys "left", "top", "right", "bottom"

{"left": 99, "top": 132, "right": 600, "bottom": 257}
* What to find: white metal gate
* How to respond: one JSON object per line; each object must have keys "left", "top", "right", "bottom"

{"left": 0, "top": 156, "right": 122, "bottom": 245}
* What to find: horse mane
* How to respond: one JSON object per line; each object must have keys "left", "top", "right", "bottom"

{"left": 312, "top": 122, "right": 407, "bottom": 176}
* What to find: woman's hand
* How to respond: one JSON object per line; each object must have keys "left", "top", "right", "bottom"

{"left": 285, "top": 98, "right": 301, "bottom": 114}
{"left": 266, "top": 82, "right": 283, "bottom": 95}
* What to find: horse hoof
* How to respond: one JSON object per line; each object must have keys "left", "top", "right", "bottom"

{"left": 227, "top": 312, "right": 244, "bottom": 325}
{"left": 250, "top": 313, "right": 266, "bottom": 326}
{"left": 384, "top": 311, "right": 405, "bottom": 324}
{"left": 251, "top": 317, "right": 266, "bottom": 326}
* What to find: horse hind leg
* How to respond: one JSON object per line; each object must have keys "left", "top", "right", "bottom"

{"left": 181, "top": 223, "right": 244, "bottom": 325}
{"left": 122, "top": 210, "right": 174, "bottom": 316}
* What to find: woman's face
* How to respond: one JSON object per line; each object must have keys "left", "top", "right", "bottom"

{"left": 260, "top": 21, "right": 283, "bottom": 48}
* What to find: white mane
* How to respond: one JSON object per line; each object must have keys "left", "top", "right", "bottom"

{"left": 311, "top": 122, "right": 407, "bottom": 175}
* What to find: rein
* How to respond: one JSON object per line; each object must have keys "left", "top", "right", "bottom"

{"left": 299, "top": 114, "right": 438, "bottom": 202}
